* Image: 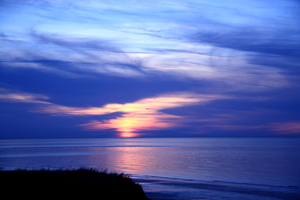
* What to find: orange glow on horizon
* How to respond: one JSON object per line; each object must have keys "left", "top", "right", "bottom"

{"left": 120, "top": 132, "right": 139, "bottom": 138}
{"left": 1, "top": 90, "right": 227, "bottom": 138}
{"left": 78, "top": 92, "right": 221, "bottom": 137}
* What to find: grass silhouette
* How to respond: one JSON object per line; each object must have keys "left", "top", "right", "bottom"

{"left": 1, "top": 168, "right": 150, "bottom": 200}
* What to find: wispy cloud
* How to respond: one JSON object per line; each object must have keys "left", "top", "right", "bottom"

{"left": 191, "top": 28, "right": 300, "bottom": 59}
{"left": 76, "top": 93, "right": 227, "bottom": 137}
{"left": 30, "top": 31, "right": 121, "bottom": 53}
{"left": 0, "top": 88, "right": 227, "bottom": 137}
{"left": 38, "top": 92, "right": 226, "bottom": 115}
{"left": 1, "top": 30, "right": 146, "bottom": 78}
{"left": 2, "top": 0, "right": 298, "bottom": 92}
{"left": 268, "top": 122, "right": 300, "bottom": 134}
{"left": 0, "top": 89, "right": 50, "bottom": 104}
{"left": 38, "top": 92, "right": 228, "bottom": 137}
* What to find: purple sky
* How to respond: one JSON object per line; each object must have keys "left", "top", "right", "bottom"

{"left": 1, "top": 0, "right": 300, "bottom": 138}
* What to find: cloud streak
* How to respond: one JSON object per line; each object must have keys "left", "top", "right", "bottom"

{"left": 39, "top": 92, "right": 228, "bottom": 137}
{"left": 0, "top": 89, "right": 50, "bottom": 104}
{"left": 1, "top": 30, "right": 146, "bottom": 78}
{"left": 0, "top": 88, "right": 228, "bottom": 137}
{"left": 269, "top": 122, "right": 300, "bottom": 134}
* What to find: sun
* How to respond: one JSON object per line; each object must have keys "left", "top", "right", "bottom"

{"left": 120, "top": 132, "right": 139, "bottom": 138}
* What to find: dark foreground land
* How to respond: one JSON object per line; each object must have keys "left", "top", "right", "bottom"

{"left": 1, "top": 168, "right": 150, "bottom": 200}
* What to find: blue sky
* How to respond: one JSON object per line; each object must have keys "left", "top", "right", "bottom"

{"left": 1, "top": 0, "right": 300, "bottom": 138}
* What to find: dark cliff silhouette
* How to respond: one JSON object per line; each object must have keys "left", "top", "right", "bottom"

{"left": 1, "top": 168, "right": 150, "bottom": 200}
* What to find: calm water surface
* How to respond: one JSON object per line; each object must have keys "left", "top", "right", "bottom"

{"left": 0, "top": 138, "right": 299, "bottom": 188}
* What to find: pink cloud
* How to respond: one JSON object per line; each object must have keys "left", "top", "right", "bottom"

{"left": 0, "top": 91, "right": 49, "bottom": 104}
{"left": 77, "top": 93, "right": 227, "bottom": 137}
{"left": 269, "top": 122, "right": 300, "bottom": 134}
{"left": 205, "top": 124, "right": 263, "bottom": 131}
{"left": 0, "top": 89, "right": 229, "bottom": 137}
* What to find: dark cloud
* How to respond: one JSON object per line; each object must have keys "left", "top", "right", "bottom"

{"left": 247, "top": 54, "right": 300, "bottom": 74}
{"left": 30, "top": 30, "right": 122, "bottom": 53}
{"left": 0, "top": 32, "right": 7, "bottom": 38}
{"left": 120, "top": 30, "right": 182, "bottom": 40}
{"left": 144, "top": 48, "right": 206, "bottom": 55}
{"left": 191, "top": 28, "right": 300, "bottom": 59}
{"left": 189, "top": 25, "right": 300, "bottom": 90}
{"left": 0, "top": 62, "right": 195, "bottom": 107}
{"left": 0, "top": 30, "right": 147, "bottom": 78}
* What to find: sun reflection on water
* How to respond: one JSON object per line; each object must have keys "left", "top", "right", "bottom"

{"left": 104, "top": 147, "right": 154, "bottom": 174}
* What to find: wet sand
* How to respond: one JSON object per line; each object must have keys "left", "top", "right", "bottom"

{"left": 133, "top": 176, "right": 300, "bottom": 200}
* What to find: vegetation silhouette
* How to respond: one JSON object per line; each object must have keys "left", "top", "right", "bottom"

{"left": 1, "top": 168, "right": 150, "bottom": 200}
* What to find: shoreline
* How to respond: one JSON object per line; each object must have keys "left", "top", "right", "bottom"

{"left": 133, "top": 176, "right": 300, "bottom": 200}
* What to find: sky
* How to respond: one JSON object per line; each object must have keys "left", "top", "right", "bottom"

{"left": 0, "top": 0, "right": 300, "bottom": 139}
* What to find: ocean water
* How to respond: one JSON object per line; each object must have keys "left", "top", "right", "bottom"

{"left": 0, "top": 138, "right": 300, "bottom": 189}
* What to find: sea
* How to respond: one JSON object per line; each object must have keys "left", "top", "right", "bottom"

{"left": 1, "top": 138, "right": 299, "bottom": 199}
